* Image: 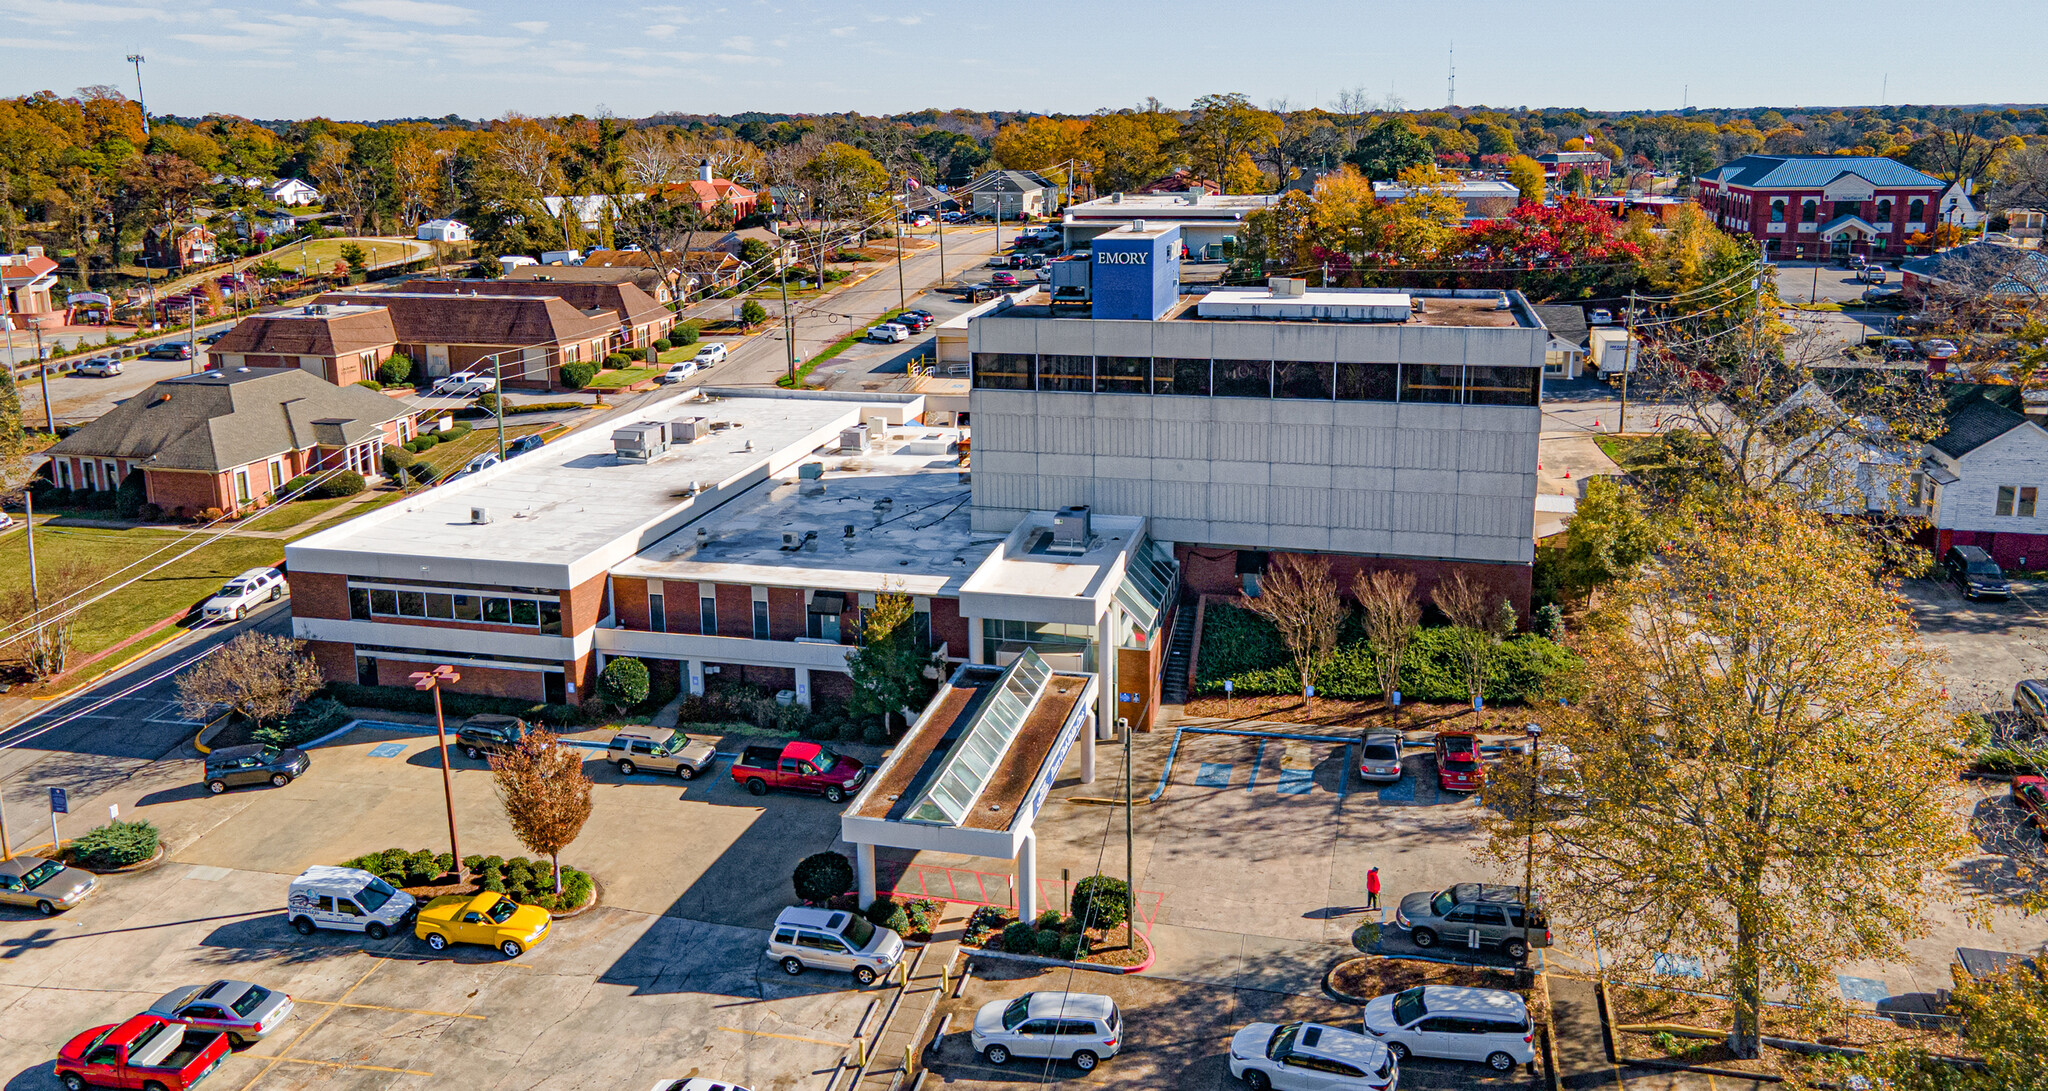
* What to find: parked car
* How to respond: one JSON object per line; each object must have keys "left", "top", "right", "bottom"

{"left": 903, "top": 308, "right": 935, "bottom": 323}
{"left": 650, "top": 1081, "right": 753, "bottom": 1091}
{"left": 462, "top": 453, "right": 501, "bottom": 476}
{"left": 143, "top": 341, "right": 196, "bottom": 360}
{"left": 431, "top": 371, "right": 494, "bottom": 396}
{"left": 73, "top": 357, "right": 122, "bottom": 377}
{"left": 200, "top": 330, "right": 230, "bottom": 345}
{"left": 730, "top": 740, "right": 868, "bottom": 802}
{"left": 1942, "top": 544, "right": 2011, "bottom": 601}
{"left": 1019, "top": 253, "right": 1047, "bottom": 269}
{"left": 1227, "top": 1020, "right": 1397, "bottom": 1091}
{"left": 1587, "top": 308, "right": 1613, "bottom": 325}
{"left": 286, "top": 865, "right": 416, "bottom": 938}
{"left": 145, "top": 980, "right": 294, "bottom": 1046}
{"left": 693, "top": 343, "right": 728, "bottom": 366}
{"left": 1880, "top": 337, "right": 1918, "bottom": 360}
{"left": 204, "top": 744, "right": 309, "bottom": 794}
{"left": 505, "top": 433, "right": 547, "bottom": 457}
{"left": 972, "top": 992, "right": 1123, "bottom": 1071}
{"left": 1859, "top": 264, "right": 1888, "bottom": 284}
{"left": 199, "top": 566, "right": 286, "bottom": 622}
{"left": 658, "top": 360, "right": 699, "bottom": 384}
{"left": 2013, "top": 776, "right": 2048, "bottom": 834}
{"left": 1862, "top": 287, "right": 1906, "bottom": 308}
{"left": 896, "top": 313, "right": 933, "bottom": 332}
{"left": 1920, "top": 338, "right": 1959, "bottom": 361}
{"left": 986, "top": 254, "right": 1012, "bottom": 268}
{"left": 1434, "top": 731, "right": 1485, "bottom": 792}
{"left": 608, "top": 726, "right": 716, "bottom": 779}
{"left": 1361, "top": 985, "right": 1535, "bottom": 1073}
{"left": 1394, "top": 883, "right": 1550, "bottom": 959}
{"left": 868, "top": 323, "right": 909, "bottom": 343}
{"left": 414, "top": 891, "right": 551, "bottom": 958}
{"left": 2015, "top": 680, "right": 2048, "bottom": 733}
{"left": 1355, "top": 730, "right": 1404, "bottom": 783}
{"left": 0, "top": 854, "right": 96, "bottom": 915}
{"left": 991, "top": 272, "right": 1019, "bottom": 287}
{"left": 54, "top": 1014, "right": 231, "bottom": 1091}
{"left": 766, "top": 906, "right": 905, "bottom": 985}
{"left": 455, "top": 714, "right": 530, "bottom": 760}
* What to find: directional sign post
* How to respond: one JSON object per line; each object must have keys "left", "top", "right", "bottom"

{"left": 48, "top": 787, "right": 66, "bottom": 858}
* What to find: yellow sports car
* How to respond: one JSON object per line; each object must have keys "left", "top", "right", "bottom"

{"left": 413, "top": 892, "right": 551, "bottom": 958}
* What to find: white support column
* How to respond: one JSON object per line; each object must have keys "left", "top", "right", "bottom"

{"left": 1079, "top": 709, "right": 1096, "bottom": 784}
{"left": 686, "top": 659, "right": 705, "bottom": 697}
{"left": 1096, "top": 606, "right": 1117, "bottom": 751}
{"left": 967, "top": 616, "right": 984, "bottom": 664}
{"left": 794, "top": 667, "right": 812, "bottom": 708}
{"left": 1015, "top": 832, "right": 1037, "bottom": 922}
{"left": 856, "top": 842, "right": 876, "bottom": 909}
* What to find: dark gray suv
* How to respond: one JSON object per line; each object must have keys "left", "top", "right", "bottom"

{"left": 204, "top": 744, "right": 310, "bottom": 794}
{"left": 1943, "top": 545, "right": 2011, "bottom": 601}
{"left": 1394, "top": 883, "right": 1550, "bottom": 960}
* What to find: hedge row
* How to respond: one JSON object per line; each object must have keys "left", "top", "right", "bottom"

{"left": 341, "top": 849, "right": 592, "bottom": 911}
{"left": 1194, "top": 603, "right": 1577, "bottom": 703}
{"left": 321, "top": 681, "right": 592, "bottom": 726}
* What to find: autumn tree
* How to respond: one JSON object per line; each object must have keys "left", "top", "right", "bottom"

{"left": 1812, "top": 961, "right": 2048, "bottom": 1090}
{"left": 490, "top": 730, "right": 594, "bottom": 893}
{"left": 1367, "top": 164, "right": 1467, "bottom": 266}
{"left": 1463, "top": 197, "right": 1640, "bottom": 298}
{"left": 1536, "top": 477, "right": 1657, "bottom": 606}
{"left": 846, "top": 590, "right": 938, "bottom": 737}
{"left": 1245, "top": 554, "right": 1343, "bottom": 715}
{"left": 175, "top": 633, "right": 324, "bottom": 729}
{"left": 1481, "top": 500, "right": 1969, "bottom": 1060}
{"left": 1505, "top": 154, "right": 1545, "bottom": 205}
{"left": 800, "top": 142, "right": 888, "bottom": 241}
{"left": 1178, "top": 93, "right": 1280, "bottom": 194}
{"left": 1353, "top": 570, "right": 1420, "bottom": 710}
{"left": 1088, "top": 108, "right": 1180, "bottom": 192}
{"left": 1430, "top": 572, "right": 1510, "bottom": 709}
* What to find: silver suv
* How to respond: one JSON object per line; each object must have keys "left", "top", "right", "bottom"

{"left": 607, "top": 726, "right": 716, "bottom": 780}
{"left": 1394, "top": 883, "right": 1550, "bottom": 959}
{"left": 767, "top": 907, "right": 904, "bottom": 986}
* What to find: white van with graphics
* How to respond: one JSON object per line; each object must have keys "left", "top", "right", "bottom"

{"left": 287, "top": 866, "right": 417, "bottom": 939}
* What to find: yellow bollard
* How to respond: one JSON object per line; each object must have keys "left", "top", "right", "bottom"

{"left": 852, "top": 1038, "right": 867, "bottom": 1067}
{"left": 905, "top": 1046, "right": 915, "bottom": 1074}
{"left": 940, "top": 964, "right": 950, "bottom": 995}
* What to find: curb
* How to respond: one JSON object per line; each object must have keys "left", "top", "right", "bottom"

{"left": 548, "top": 873, "right": 603, "bottom": 920}
{"left": 192, "top": 712, "right": 234, "bottom": 755}
{"left": 964, "top": 938, "right": 1154, "bottom": 975}
{"left": 66, "top": 844, "right": 170, "bottom": 876}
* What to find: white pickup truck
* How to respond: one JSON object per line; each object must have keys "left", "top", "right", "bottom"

{"left": 200, "top": 567, "right": 286, "bottom": 621}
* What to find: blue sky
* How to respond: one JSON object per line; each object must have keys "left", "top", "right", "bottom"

{"left": 1, "top": 0, "right": 2042, "bottom": 120}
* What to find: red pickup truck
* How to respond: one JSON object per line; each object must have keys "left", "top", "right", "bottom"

{"left": 57, "top": 1014, "right": 231, "bottom": 1091}
{"left": 731, "top": 740, "right": 867, "bottom": 803}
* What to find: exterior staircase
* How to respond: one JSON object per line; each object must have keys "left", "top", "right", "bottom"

{"left": 1161, "top": 602, "right": 1198, "bottom": 705}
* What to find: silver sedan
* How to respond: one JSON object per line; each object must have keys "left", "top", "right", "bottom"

{"left": 146, "top": 980, "right": 294, "bottom": 1045}
{"left": 0, "top": 856, "right": 96, "bottom": 915}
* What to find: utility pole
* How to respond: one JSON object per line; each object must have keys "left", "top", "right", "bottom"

{"left": 1521, "top": 722, "right": 1542, "bottom": 983}
{"left": 187, "top": 294, "right": 198, "bottom": 374}
{"left": 778, "top": 260, "right": 796, "bottom": 385}
{"left": 127, "top": 54, "right": 149, "bottom": 136}
{"left": 1618, "top": 289, "right": 1637, "bottom": 434}
{"left": 894, "top": 174, "right": 908, "bottom": 313}
{"left": 31, "top": 322, "right": 51, "bottom": 433}
{"left": 493, "top": 350, "right": 507, "bottom": 459}
{"left": 411, "top": 666, "right": 467, "bottom": 886}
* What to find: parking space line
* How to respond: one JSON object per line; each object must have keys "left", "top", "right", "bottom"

{"left": 294, "top": 998, "right": 486, "bottom": 1020}
{"left": 718, "top": 1026, "right": 849, "bottom": 1049}
{"left": 274, "top": 1057, "right": 433, "bottom": 1077}
{"left": 236, "top": 958, "right": 382, "bottom": 1091}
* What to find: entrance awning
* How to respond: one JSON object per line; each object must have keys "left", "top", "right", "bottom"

{"left": 1819, "top": 215, "right": 1880, "bottom": 240}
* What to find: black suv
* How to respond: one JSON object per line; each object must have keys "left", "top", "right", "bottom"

{"left": 204, "top": 744, "right": 310, "bottom": 794}
{"left": 1943, "top": 544, "right": 2011, "bottom": 601}
{"left": 455, "top": 714, "right": 531, "bottom": 760}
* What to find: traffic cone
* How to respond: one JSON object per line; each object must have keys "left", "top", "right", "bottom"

{"left": 1564, "top": 469, "right": 1571, "bottom": 478}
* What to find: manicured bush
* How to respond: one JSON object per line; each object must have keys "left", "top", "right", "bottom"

{"left": 257, "top": 695, "right": 350, "bottom": 747}
{"left": 406, "top": 461, "right": 436, "bottom": 483}
{"left": 115, "top": 471, "right": 147, "bottom": 518}
{"left": 380, "top": 445, "right": 417, "bottom": 478}
{"left": 1033, "top": 929, "right": 1065, "bottom": 957}
{"left": 474, "top": 390, "right": 501, "bottom": 413}
{"left": 675, "top": 322, "right": 700, "bottom": 347}
{"left": 793, "top": 852, "right": 855, "bottom": 904}
{"left": 1058, "top": 933, "right": 1086, "bottom": 960}
{"left": 561, "top": 361, "right": 598, "bottom": 389}
{"left": 378, "top": 354, "right": 413, "bottom": 386}
{"left": 653, "top": 338, "right": 672, "bottom": 352}
{"left": 69, "top": 820, "right": 159, "bottom": 869}
{"left": 603, "top": 352, "right": 629, "bottom": 369}
{"left": 320, "top": 681, "right": 589, "bottom": 726}
{"left": 280, "top": 474, "right": 316, "bottom": 499}
{"left": 560, "top": 868, "right": 593, "bottom": 908}
{"left": 1193, "top": 603, "right": 1579, "bottom": 703}
{"left": 311, "top": 471, "right": 366, "bottom": 499}
{"left": 1035, "top": 909, "right": 1063, "bottom": 930}
{"left": 354, "top": 379, "right": 380, "bottom": 389}
{"left": 740, "top": 300, "right": 768, "bottom": 326}
{"left": 1000, "top": 921, "right": 1038, "bottom": 954}
{"left": 1070, "top": 874, "right": 1130, "bottom": 930}
{"left": 598, "top": 656, "right": 651, "bottom": 707}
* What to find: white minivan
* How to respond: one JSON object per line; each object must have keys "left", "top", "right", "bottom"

{"left": 766, "top": 907, "right": 904, "bottom": 986}
{"left": 286, "top": 866, "right": 417, "bottom": 940}
{"left": 1361, "top": 985, "right": 1534, "bottom": 1073}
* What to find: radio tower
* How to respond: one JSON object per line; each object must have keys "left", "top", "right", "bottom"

{"left": 1447, "top": 43, "right": 1456, "bottom": 107}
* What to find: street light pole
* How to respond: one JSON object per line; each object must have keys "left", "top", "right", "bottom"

{"left": 412, "top": 666, "right": 466, "bottom": 886}
{"left": 1124, "top": 715, "right": 1135, "bottom": 952}
{"left": 1521, "top": 722, "right": 1542, "bottom": 977}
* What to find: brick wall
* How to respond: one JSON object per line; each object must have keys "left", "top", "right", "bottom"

{"left": 767, "top": 587, "right": 806, "bottom": 641}
{"left": 305, "top": 639, "right": 356, "bottom": 684}
{"left": 613, "top": 577, "right": 650, "bottom": 630}
{"left": 374, "top": 655, "right": 548, "bottom": 702}
{"left": 1175, "top": 545, "right": 1534, "bottom": 622}
{"left": 145, "top": 469, "right": 227, "bottom": 517}
{"left": 564, "top": 570, "right": 610, "bottom": 638}
{"left": 714, "top": 583, "right": 753, "bottom": 638}
{"left": 931, "top": 597, "right": 968, "bottom": 657}
{"left": 290, "top": 571, "right": 351, "bottom": 621}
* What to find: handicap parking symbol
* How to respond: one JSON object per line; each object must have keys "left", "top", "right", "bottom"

{"left": 367, "top": 742, "right": 409, "bottom": 758}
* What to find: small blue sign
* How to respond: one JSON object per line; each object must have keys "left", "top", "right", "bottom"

{"left": 1652, "top": 953, "right": 1705, "bottom": 979}
{"left": 1838, "top": 975, "right": 1892, "bottom": 1004}
{"left": 1118, "top": 692, "right": 1138, "bottom": 702}
{"left": 48, "top": 787, "right": 67, "bottom": 814}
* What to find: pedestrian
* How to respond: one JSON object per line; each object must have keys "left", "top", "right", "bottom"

{"left": 1366, "top": 866, "right": 1380, "bottom": 910}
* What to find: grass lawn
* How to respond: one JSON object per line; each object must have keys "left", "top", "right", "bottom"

{"left": 657, "top": 345, "right": 703, "bottom": 364}
{"left": 270, "top": 237, "right": 415, "bottom": 276}
{"left": 405, "top": 422, "right": 546, "bottom": 480}
{"left": 1593, "top": 433, "right": 1670, "bottom": 476}
{"left": 237, "top": 493, "right": 359, "bottom": 533}
{"left": 586, "top": 366, "right": 658, "bottom": 389}
{"left": 776, "top": 310, "right": 907, "bottom": 388}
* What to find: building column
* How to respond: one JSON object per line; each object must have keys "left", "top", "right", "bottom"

{"left": 687, "top": 659, "right": 705, "bottom": 697}
{"left": 856, "top": 842, "right": 876, "bottom": 909}
{"left": 794, "top": 667, "right": 812, "bottom": 708}
{"left": 1095, "top": 605, "right": 1117, "bottom": 751}
{"left": 1015, "top": 832, "right": 1037, "bottom": 923}
{"left": 967, "top": 616, "right": 984, "bottom": 665}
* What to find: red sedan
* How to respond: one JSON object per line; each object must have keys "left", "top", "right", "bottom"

{"left": 2014, "top": 776, "right": 2047, "bottom": 834}
{"left": 1435, "top": 731, "right": 1486, "bottom": 792}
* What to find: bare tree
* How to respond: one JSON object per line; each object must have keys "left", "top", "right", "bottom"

{"left": 1245, "top": 554, "right": 1343, "bottom": 716}
{"left": 1430, "top": 572, "right": 1507, "bottom": 709}
{"left": 621, "top": 127, "right": 686, "bottom": 188}
{"left": 1922, "top": 109, "right": 2003, "bottom": 187}
{"left": 490, "top": 731, "right": 594, "bottom": 893}
{"left": 175, "top": 633, "right": 324, "bottom": 728}
{"left": 0, "top": 558, "right": 108, "bottom": 680}
{"left": 1353, "top": 569, "right": 1421, "bottom": 710}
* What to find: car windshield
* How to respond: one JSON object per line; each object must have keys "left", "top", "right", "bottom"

{"left": 657, "top": 731, "right": 684, "bottom": 755}
{"left": 1002, "top": 996, "right": 1031, "bottom": 1031}
{"left": 1968, "top": 562, "right": 2003, "bottom": 576}
{"left": 1443, "top": 754, "right": 1481, "bottom": 771}
{"left": 357, "top": 877, "right": 396, "bottom": 913}
{"left": 1264, "top": 1022, "right": 1300, "bottom": 1061}
{"left": 1392, "top": 987, "right": 1428, "bottom": 1026}
{"left": 20, "top": 860, "right": 64, "bottom": 889}
{"left": 839, "top": 913, "right": 876, "bottom": 949}
{"left": 1430, "top": 889, "right": 1456, "bottom": 916}
{"left": 219, "top": 581, "right": 248, "bottom": 596}
{"left": 812, "top": 745, "right": 841, "bottom": 772}
{"left": 1361, "top": 742, "right": 1399, "bottom": 761}
{"left": 229, "top": 985, "right": 271, "bottom": 1018}
{"left": 486, "top": 897, "right": 517, "bottom": 924}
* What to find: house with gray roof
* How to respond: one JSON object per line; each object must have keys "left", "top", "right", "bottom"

{"left": 966, "top": 170, "right": 1056, "bottom": 219}
{"left": 1694, "top": 154, "right": 1947, "bottom": 262}
{"left": 1920, "top": 384, "right": 2048, "bottom": 569}
{"left": 1898, "top": 240, "right": 2048, "bottom": 302}
{"left": 44, "top": 368, "right": 418, "bottom": 518}
{"left": 1531, "top": 305, "right": 1590, "bottom": 379}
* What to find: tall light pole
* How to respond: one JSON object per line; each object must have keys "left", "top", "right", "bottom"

{"left": 1521, "top": 722, "right": 1542, "bottom": 980}
{"left": 411, "top": 666, "right": 466, "bottom": 886}
{"left": 127, "top": 54, "right": 149, "bottom": 136}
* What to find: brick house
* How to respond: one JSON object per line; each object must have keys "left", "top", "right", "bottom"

{"left": 42, "top": 368, "right": 418, "bottom": 517}
{"left": 207, "top": 303, "right": 402, "bottom": 385}
{"left": 144, "top": 223, "right": 219, "bottom": 268}
{"left": 398, "top": 277, "right": 675, "bottom": 349}
{"left": 309, "top": 289, "right": 622, "bottom": 387}
{"left": 1534, "top": 150, "right": 1611, "bottom": 180}
{"left": 506, "top": 260, "right": 677, "bottom": 306}
{"left": 1694, "top": 154, "right": 1947, "bottom": 261}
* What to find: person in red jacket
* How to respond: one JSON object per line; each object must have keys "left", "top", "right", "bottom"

{"left": 1366, "top": 867, "right": 1381, "bottom": 910}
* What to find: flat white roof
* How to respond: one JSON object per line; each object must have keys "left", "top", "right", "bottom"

{"left": 959, "top": 511, "right": 1150, "bottom": 626}
{"left": 287, "top": 389, "right": 923, "bottom": 588}
{"left": 613, "top": 427, "right": 991, "bottom": 597}
{"left": 1197, "top": 287, "right": 1414, "bottom": 321}
{"left": 1065, "top": 193, "right": 1275, "bottom": 222}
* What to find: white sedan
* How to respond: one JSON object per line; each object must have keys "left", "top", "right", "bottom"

{"left": 200, "top": 567, "right": 286, "bottom": 622}
{"left": 692, "top": 343, "right": 728, "bottom": 366}
{"left": 431, "top": 372, "right": 496, "bottom": 396}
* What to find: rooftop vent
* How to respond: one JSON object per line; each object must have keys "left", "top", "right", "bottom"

{"left": 1132, "top": 219, "right": 1147, "bottom": 232}
{"left": 1267, "top": 276, "right": 1306, "bottom": 297}
{"left": 470, "top": 506, "right": 490, "bottom": 525}
{"left": 696, "top": 528, "right": 709, "bottom": 547}
{"left": 1494, "top": 292, "right": 1511, "bottom": 311}
{"left": 1110, "top": 193, "right": 1122, "bottom": 203}
{"left": 612, "top": 421, "right": 668, "bottom": 462}
{"left": 1051, "top": 505, "right": 1091, "bottom": 554}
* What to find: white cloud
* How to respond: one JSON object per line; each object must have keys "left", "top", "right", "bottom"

{"left": 896, "top": 15, "right": 921, "bottom": 25}
{"left": 332, "top": 0, "right": 478, "bottom": 26}
{"left": 512, "top": 20, "right": 546, "bottom": 33}
{"left": 720, "top": 34, "right": 753, "bottom": 52}
{"left": 645, "top": 23, "right": 677, "bottom": 39}
{"left": 828, "top": 25, "right": 856, "bottom": 37}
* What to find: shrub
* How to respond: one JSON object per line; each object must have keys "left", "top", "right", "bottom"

{"left": 1035, "top": 909, "right": 1063, "bottom": 930}
{"left": 475, "top": 390, "right": 501, "bottom": 414}
{"left": 598, "top": 657, "right": 651, "bottom": 708}
{"left": 560, "top": 868, "right": 594, "bottom": 908}
{"left": 602, "top": 352, "right": 629, "bottom": 369}
{"left": 354, "top": 379, "right": 380, "bottom": 389}
{"left": 404, "top": 850, "right": 440, "bottom": 885}
{"left": 793, "top": 851, "right": 854, "bottom": 904}
{"left": 406, "top": 461, "right": 437, "bottom": 483}
{"left": 378, "top": 354, "right": 413, "bottom": 386}
{"left": 380, "top": 445, "right": 417, "bottom": 478}
{"left": 115, "top": 471, "right": 147, "bottom": 519}
{"left": 1058, "top": 933, "right": 1086, "bottom": 960}
{"left": 740, "top": 300, "right": 768, "bottom": 326}
{"left": 280, "top": 474, "right": 315, "bottom": 498}
{"left": 1033, "top": 929, "right": 1065, "bottom": 958}
{"left": 257, "top": 695, "right": 350, "bottom": 747}
{"left": 561, "top": 361, "right": 598, "bottom": 389}
{"left": 675, "top": 323, "right": 700, "bottom": 347}
{"left": 1070, "top": 874, "right": 1130, "bottom": 930}
{"left": 319, "top": 681, "right": 592, "bottom": 726}
{"left": 862, "top": 722, "right": 888, "bottom": 745}
{"left": 312, "top": 471, "right": 366, "bottom": 499}
{"left": 69, "top": 820, "right": 159, "bottom": 869}
{"left": 1000, "top": 921, "right": 1038, "bottom": 954}
{"left": 442, "top": 421, "right": 472, "bottom": 440}
{"left": 1193, "top": 603, "right": 1579, "bottom": 703}
{"left": 653, "top": 338, "right": 672, "bottom": 352}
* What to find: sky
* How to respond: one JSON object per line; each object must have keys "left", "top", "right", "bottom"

{"left": 2, "top": 0, "right": 2044, "bottom": 121}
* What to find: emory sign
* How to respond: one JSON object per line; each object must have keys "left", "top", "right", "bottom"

{"left": 1097, "top": 251, "right": 1148, "bottom": 265}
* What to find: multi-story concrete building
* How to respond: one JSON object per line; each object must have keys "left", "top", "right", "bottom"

{"left": 1695, "top": 154, "right": 1947, "bottom": 261}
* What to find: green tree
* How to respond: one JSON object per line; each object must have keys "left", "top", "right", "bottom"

{"left": 845, "top": 591, "right": 937, "bottom": 737}
{"left": 597, "top": 656, "right": 650, "bottom": 709}
{"left": 1813, "top": 962, "right": 2048, "bottom": 1090}
{"left": 740, "top": 300, "right": 768, "bottom": 327}
{"left": 793, "top": 851, "right": 854, "bottom": 905}
{"left": 338, "top": 241, "right": 368, "bottom": 270}
{"left": 1505, "top": 154, "right": 1546, "bottom": 205}
{"left": 1540, "top": 477, "right": 1657, "bottom": 605}
{"left": 1482, "top": 499, "right": 1970, "bottom": 1059}
{"left": 376, "top": 353, "right": 412, "bottom": 386}
{"left": 1178, "top": 93, "right": 1281, "bottom": 194}
{"left": 1346, "top": 120, "right": 1434, "bottom": 180}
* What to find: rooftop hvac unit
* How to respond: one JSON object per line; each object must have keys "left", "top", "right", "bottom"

{"left": 471, "top": 507, "right": 490, "bottom": 525}
{"left": 840, "top": 426, "right": 868, "bottom": 452}
{"left": 1051, "top": 505, "right": 1092, "bottom": 553}
{"left": 672, "top": 416, "right": 707, "bottom": 443}
{"left": 612, "top": 421, "right": 668, "bottom": 462}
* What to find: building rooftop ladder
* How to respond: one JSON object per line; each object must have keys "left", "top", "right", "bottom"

{"left": 906, "top": 649, "right": 1054, "bottom": 826}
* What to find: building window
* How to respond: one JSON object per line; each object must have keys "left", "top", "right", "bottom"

{"left": 349, "top": 587, "right": 372, "bottom": 620}
{"left": 1998, "top": 486, "right": 2023, "bottom": 517}
{"left": 55, "top": 461, "right": 69, "bottom": 488}
{"left": 1464, "top": 365, "right": 1541, "bottom": 407}
{"left": 1770, "top": 199, "right": 1786, "bottom": 223}
{"left": 701, "top": 595, "right": 717, "bottom": 634}
{"left": 2021, "top": 487, "right": 2039, "bottom": 518}
{"left": 1801, "top": 199, "right": 1818, "bottom": 222}
{"left": 1096, "top": 356, "right": 1148, "bottom": 394}
{"left": 1212, "top": 359, "right": 1272, "bottom": 398}
{"left": 752, "top": 599, "right": 769, "bottom": 640}
{"left": 1907, "top": 473, "right": 1927, "bottom": 510}
{"left": 80, "top": 462, "right": 96, "bottom": 491}
{"left": 807, "top": 610, "right": 840, "bottom": 641}
{"left": 1834, "top": 201, "right": 1860, "bottom": 220}
{"left": 452, "top": 594, "right": 482, "bottom": 621}
{"left": 269, "top": 460, "right": 283, "bottom": 489}
{"left": 1153, "top": 358, "right": 1210, "bottom": 396}
{"left": 970, "top": 351, "right": 1034, "bottom": 390}
{"left": 648, "top": 592, "right": 666, "bottom": 633}
{"left": 235, "top": 471, "right": 251, "bottom": 504}
{"left": 1335, "top": 362, "right": 1399, "bottom": 401}
{"left": 1399, "top": 363, "right": 1463, "bottom": 404}
{"left": 426, "top": 593, "right": 453, "bottom": 619}
{"left": 1877, "top": 199, "right": 1893, "bottom": 222}
{"left": 1274, "top": 360, "right": 1333, "bottom": 399}
{"left": 1038, "top": 354, "right": 1093, "bottom": 392}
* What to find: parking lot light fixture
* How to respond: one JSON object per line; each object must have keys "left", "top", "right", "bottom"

{"left": 1522, "top": 722, "right": 1542, "bottom": 975}
{"left": 411, "top": 665, "right": 466, "bottom": 885}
